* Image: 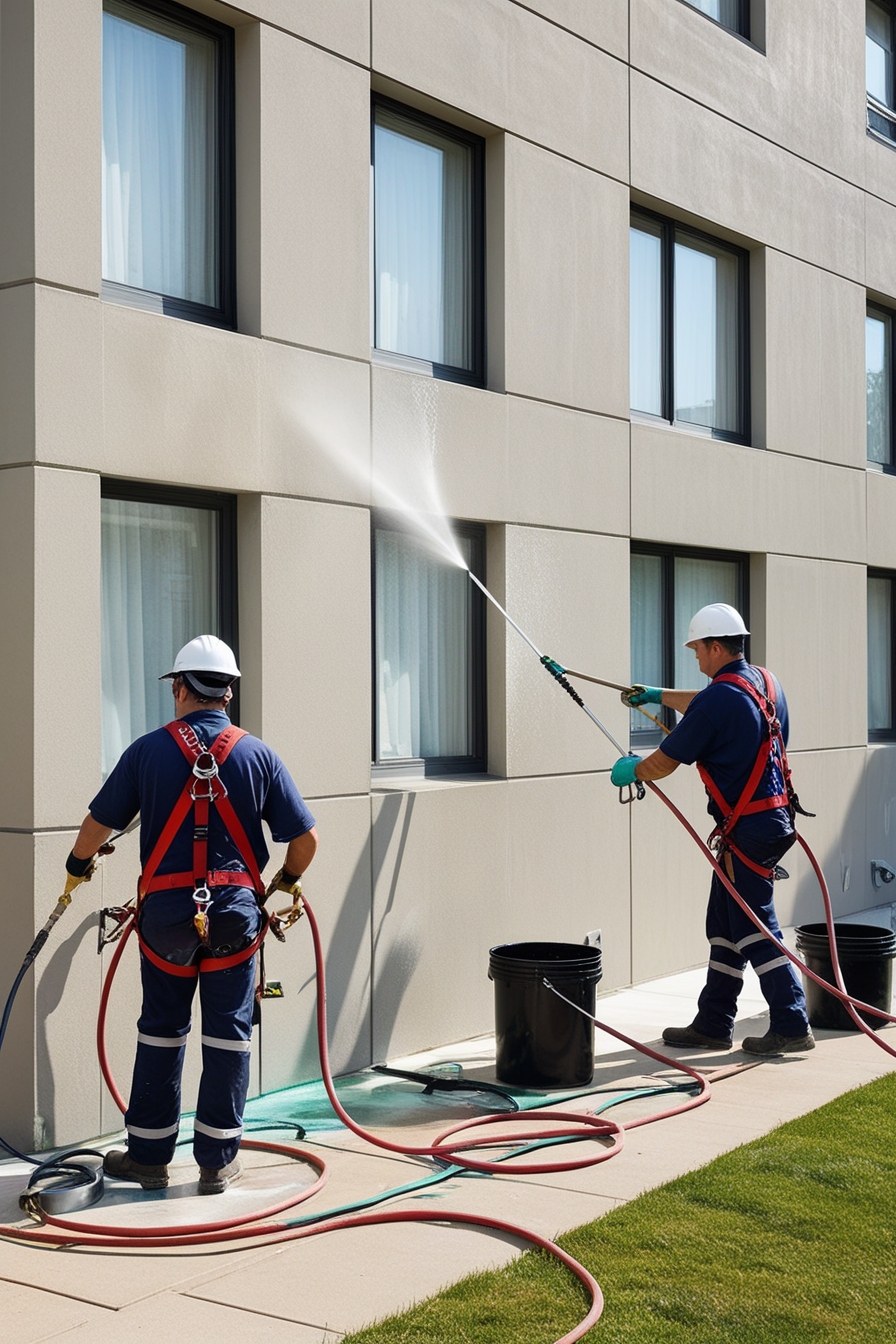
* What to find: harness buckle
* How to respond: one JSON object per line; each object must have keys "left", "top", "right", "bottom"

{"left": 192, "top": 750, "right": 218, "bottom": 781}
{"left": 193, "top": 886, "right": 213, "bottom": 946}
{"left": 190, "top": 776, "right": 227, "bottom": 802}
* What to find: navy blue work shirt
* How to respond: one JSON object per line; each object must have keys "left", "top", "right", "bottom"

{"left": 658, "top": 660, "right": 792, "bottom": 846}
{"left": 90, "top": 710, "right": 316, "bottom": 875}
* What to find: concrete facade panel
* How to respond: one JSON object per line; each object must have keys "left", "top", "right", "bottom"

{"left": 232, "top": 0, "right": 370, "bottom": 66}
{"left": 502, "top": 526, "right": 630, "bottom": 778}
{"left": 779, "top": 747, "right": 868, "bottom": 930}
{"left": 504, "top": 138, "right": 629, "bottom": 414}
{"left": 238, "top": 495, "right": 372, "bottom": 800}
{"left": 0, "top": 283, "right": 34, "bottom": 465}
{"left": 0, "top": 0, "right": 35, "bottom": 285}
{"left": 630, "top": 764, "right": 712, "bottom": 984}
{"left": 34, "top": 287, "right": 104, "bottom": 468}
{"left": 866, "top": 470, "right": 896, "bottom": 570}
{"left": 763, "top": 555, "right": 866, "bottom": 752}
{"left": 516, "top": 0, "right": 628, "bottom": 57}
{"left": 763, "top": 252, "right": 866, "bottom": 468}
{"left": 631, "top": 425, "right": 866, "bottom": 564}
{"left": 0, "top": 466, "right": 35, "bottom": 830}
{"left": 101, "top": 304, "right": 262, "bottom": 488}
{"left": 259, "top": 793, "right": 372, "bottom": 1089}
{"left": 631, "top": 0, "right": 865, "bottom": 185}
{"left": 33, "top": 0, "right": 101, "bottom": 293}
{"left": 0, "top": 832, "right": 36, "bottom": 1152}
{"left": 506, "top": 398, "right": 630, "bottom": 534}
{"left": 863, "top": 745, "right": 896, "bottom": 903}
{"left": 864, "top": 192, "right": 896, "bottom": 301}
{"left": 257, "top": 28, "right": 370, "bottom": 357}
{"left": 631, "top": 72, "right": 865, "bottom": 282}
{"left": 259, "top": 341, "right": 370, "bottom": 503}
{"left": 33, "top": 469, "right": 102, "bottom": 825}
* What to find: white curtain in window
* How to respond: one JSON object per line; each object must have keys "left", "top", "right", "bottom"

{"left": 374, "top": 107, "right": 473, "bottom": 370}
{"left": 868, "top": 576, "right": 892, "bottom": 731}
{"left": 630, "top": 553, "right": 664, "bottom": 735}
{"left": 867, "top": 312, "right": 891, "bottom": 464}
{"left": 376, "top": 528, "right": 473, "bottom": 760}
{"left": 101, "top": 498, "right": 218, "bottom": 776}
{"left": 102, "top": 0, "right": 217, "bottom": 306}
{"left": 630, "top": 222, "right": 663, "bottom": 415}
{"left": 673, "top": 557, "right": 740, "bottom": 690}
{"left": 674, "top": 235, "right": 739, "bottom": 434}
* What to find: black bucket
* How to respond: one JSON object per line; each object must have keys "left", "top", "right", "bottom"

{"left": 489, "top": 941, "right": 602, "bottom": 1088}
{"left": 794, "top": 922, "right": 896, "bottom": 1031}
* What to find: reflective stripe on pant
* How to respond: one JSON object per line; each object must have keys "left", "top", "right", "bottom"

{"left": 125, "top": 942, "right": 256, "bottom": 1170}
{"left": 693, "top": 847, "right": 809, "bottom": 1043}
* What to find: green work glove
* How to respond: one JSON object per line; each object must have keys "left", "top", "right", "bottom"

{"left": 610, "top": 756, "right": 640, "bottom": 788}
{"left": 621, "top": 684, "right": 663, "bottom": 708}
{"left": 64, "top": 851, "right": 96, "bottom": 896}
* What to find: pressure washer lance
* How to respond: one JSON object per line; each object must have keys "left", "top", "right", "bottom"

{"left": 466, "top": 572, "right": 646, "bottom": 802}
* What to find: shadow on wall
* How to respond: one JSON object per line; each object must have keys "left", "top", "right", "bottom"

{"left": 782, "top": 747, "right": 896, "bottom": 931}
{"left": 34, "top": 911, "right": 96, "bottom": 1151}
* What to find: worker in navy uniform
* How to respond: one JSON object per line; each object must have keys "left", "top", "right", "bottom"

{"left": 610, "top": 604, "right": 814, "bottom": 1056}
{"left": 65, "top": 636, "right": 318, "bottom": 1193}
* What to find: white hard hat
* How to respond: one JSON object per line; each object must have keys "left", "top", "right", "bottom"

{"left": 160, "top": 635, "right": 241, "bottom": 697}
{"left": 684, "top": 603, "right": 749, "bottom": 648}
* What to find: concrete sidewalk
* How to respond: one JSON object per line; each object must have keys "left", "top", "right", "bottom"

{"left": 2, "top": 932, "right": 894, "bottom": 1342}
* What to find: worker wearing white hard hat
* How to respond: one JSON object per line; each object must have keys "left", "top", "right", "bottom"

{"left": 610, "top": 605, "right": 813, "bottom": 1057}
{"left": 65, "top": 636, "right": 319, "bottom": 1194}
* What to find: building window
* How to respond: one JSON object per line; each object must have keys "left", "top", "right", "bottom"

{"left": 867, "top": 2, "right": 896, "bottom": 140}
{"left": 630, "top": 209, "right": 750, "bottom": 443}
{"left": 867, "top": 304, "right": 894, "bottom": 467}
{"left": 679, "top": 0, "right": 750, "bottom": 38}
{"left": 102, "top": 0, "right": 235, "bottom": 326}
{"left": 630, "top": 544, "right": 748, "bottom": 746}
{"left": 100, "top": 482, "right": 237, "bottom": 775}
{"left": 373, "top": 518, "right": 486, "bottom": 775}
{"left": 372, "top": 98, "right": 485, "bottom": 385}
{"left": 869, "top": 571, "right": 896, "bottom": 739}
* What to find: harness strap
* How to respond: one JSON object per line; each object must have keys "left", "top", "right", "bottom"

{"left": 143, "top": 871, "right": 257, "bottom": 894}
{"left": 136, "top": 917, "right": 269, "bottom": 977}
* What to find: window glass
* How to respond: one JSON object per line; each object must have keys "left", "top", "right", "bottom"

{"left": 630, "top": 210, "right": 748, "bottom": 443}
{"left": 103, "top": 0, "right": 220, "bottom": 308}
{"left": 681, "top": 0, "right": 748, "bottom": 36}
{"left": 373, "top": 103, "right": 479, "bottom": 375}
{"left": 101, "top": 495, "right": 220, "bottom": 775}
{"left": 868, "top": 575, "right": 892, "bottom": 733}
{"left": 674, "top": 234, "right": 740, "bottom": 434}
{"left": 374, "top": 522, "right": 484, "bottom": 769}
{"left": 630, "top": 219, "right": 664, "bottom": 417}
{"left": 867, "top": 309, "right": 891, "bottom": 466}
{"left": 672, "top": 556, "right": 740, "bottom": 689}
{"left": 630, "top": 545, "right": 746, "bottom": 743}
{"left": 867, "top": 1, "right": 894, "bottom": 106}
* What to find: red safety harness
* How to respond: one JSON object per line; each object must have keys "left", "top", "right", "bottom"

{"left": 696, "top": 668, "right": 811, "bottom": 881}
{"left": 136, "top": 721, "right": 269, "bottom": 979}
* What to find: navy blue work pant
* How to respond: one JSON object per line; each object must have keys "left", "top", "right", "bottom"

{"left": 693, "top": 840, "right": 810, "bottom": 1043}
{"left": 124, "top": 888, "right": 260, "bottom": 1170}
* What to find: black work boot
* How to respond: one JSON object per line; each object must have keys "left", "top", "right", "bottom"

{"left": 741, "top": 1030, "right": 815, "bottom": 1055}
{"left": 662, "top": 1024, "right": 733, "bottom": 1050}
{"left": 103, "top": 1149, "right": 169, "bottom": 1189}
{"left": 198, "top": 1157, "right": 243, "bottom": 1195}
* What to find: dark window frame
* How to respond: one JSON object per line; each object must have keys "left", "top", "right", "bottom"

{"left": 101, "top": 0, "right": 237, "bottom": 329}
{"left": 678, "top": 0, "right": 750, "bottom": 40}
{"left": 371, "top": 515, "right": 487, "bottom": 777}
{"left": 867, "top": 0, "right": 896, "bottom": 142}
{"left": 867, "top": 301, "right": 896, "bottom": 471}
{"left": 629, "top": 541, "right": 750, "bottom": 748}
{"left": 630, "top": 206, "right": 751, "bottom": 446}
{"left": 100, "top": 479, "right": 239, "bottom": 720}
{"left": 371, "top": 95, "right": 486, "bottom": 389}
{"left": 868, "top": 568, "right": 896, "bottom": 742}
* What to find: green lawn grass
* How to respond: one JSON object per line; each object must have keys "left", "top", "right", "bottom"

{"left": 342, "top": 1071, "right": 896, "bottom": 1344}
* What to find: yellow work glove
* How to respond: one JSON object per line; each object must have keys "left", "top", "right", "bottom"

{"left": 64, "top": 851, "right": 97, "bottom": 896}
{"left": 265, "top": 868, "right": 303, "bottom": 941}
